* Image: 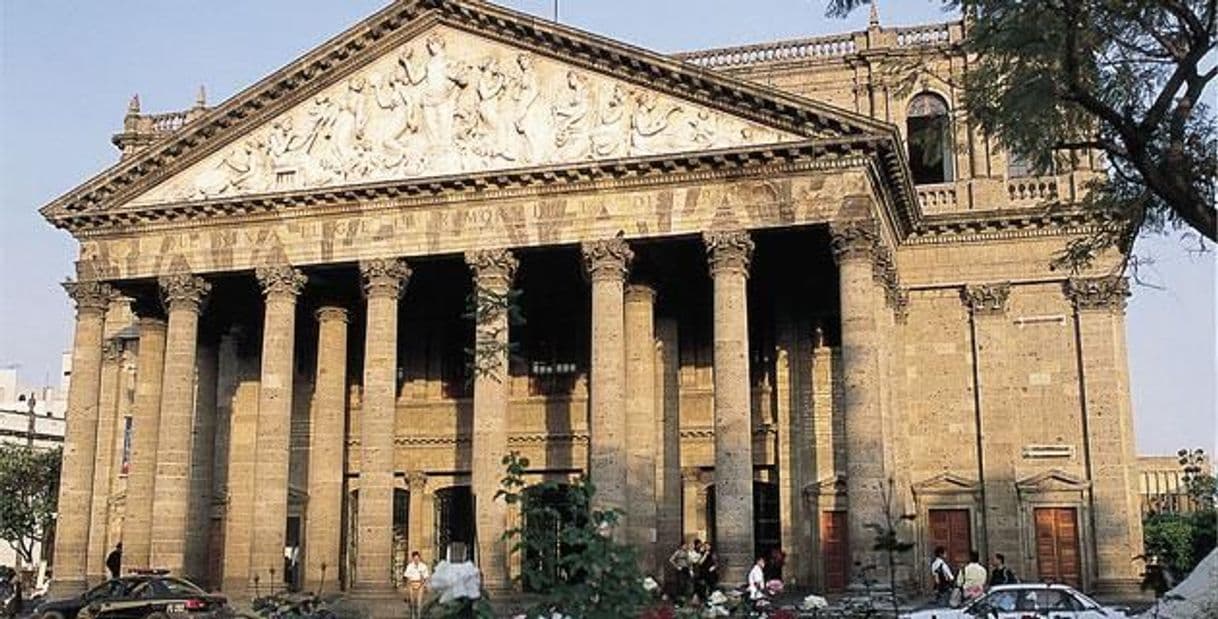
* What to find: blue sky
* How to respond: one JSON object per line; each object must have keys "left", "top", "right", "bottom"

{"left": 1, "top": 1, "right": 1213, "bottom": 455}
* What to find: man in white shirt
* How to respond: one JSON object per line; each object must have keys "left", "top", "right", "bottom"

{"left": 747, "top": 555, "right": 767, "bottom": 601}
{"left": 956, "top": 550, "right": 988, "bottom": 604}
{"left": 930, "top": 546, "right": 954, "bottom": 606}
{"left": 403, "top": 551, "right": 431, "bottom": 618}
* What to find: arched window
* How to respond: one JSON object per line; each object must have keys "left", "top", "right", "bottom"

{"left": 906, "top": 92, "right": 954, "bottom": 185}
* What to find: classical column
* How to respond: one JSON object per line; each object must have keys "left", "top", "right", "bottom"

{"left": 655, "top": 319, "right": 683, "bottom": 554}
{"left": 86, "top": 337, "right": 123, "bottom": 585}
{"left": 704, "top": 230, "right": 756, "bottom": 583}
{"left": 466, "top": 249, "right": 517, "bottom": 589}
{"left": 150, "top": 273, "right": 210, "bottom": 575}
{"left": 681, "top": 467, "right": 705, "bottom": 543}
{"left": 186, "top": 341, "right": 219, "bottom": 584}
{"left": 775, "top": 311, "right": 814, "bottom": 586}
{"left": 355, "top": 258, "right": 411, "bottom": 592}
{"left": 581, "top": 238, "right": 633, "bottom": 521}
{"left": 1066, "top": 277, "right": 1143, "bottom": 596}
{"left": 249, "top": 265, "right": 307, "bottom": 593}
{"left": 624, "top": 284, "right": 658, "bottom": 570}
{"left": 406, "top": 472, "right": 428, "bottom": 561}
{"left": 49, "top": 281, "right": 114, "bottom": 596}
{"left": 125, "top": 307, "right": 168, "bottom": 571}
{"left": 304, "top": 306, "right": 348, "bottom": 594}
{"left": 830, "top": 220, "right": 888, "bottom": 575}
{"left": 222, "top": 331, "right": 262, "bottom": 595}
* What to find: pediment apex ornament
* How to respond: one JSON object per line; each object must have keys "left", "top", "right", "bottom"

{"left": 129, "top": 27, "right": 797, "bottom": 208}
{"left": 962, "top": 282, "right": 1012, "bottom": 315}
{"left": 360, "top": 257, "right": 412, "bottom": 299}
{"left": 803, "top": 474, "right": 848, "bottom": 498}
{"left": 158, "top": 273, "right": 211, "bottom": 313}
{"left": 581, "top": 237, "right": 634, "bottom": 282}
{"left": 465, "top": 248, "right": 518, "bottom": 288}
{"left": 829, "top": 220, "right": 878, "bottom": 264}
{"left": 703, "top": 230, "right": 755, "bottom": 277}
{"left": 63, "top": 280, "right": 117, "bottom": 314}
{"left": 1065, "top": 276, "right": 1129, "bottom": 312}
{"left": 255, "top": 264, "right": 307, "bottom": 299}
{"left": 1015, "top": 468, "right": 1091, "bottom": 494}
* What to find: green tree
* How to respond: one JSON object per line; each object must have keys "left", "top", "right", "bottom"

{"left": 497, "top": 452, "right": 649, "bottom": 619}
{"left": 0, "top": 443, "right": 62, "bottom": 565}
{"left": 828, "top": 0, "right": 1216, "bottom": 268}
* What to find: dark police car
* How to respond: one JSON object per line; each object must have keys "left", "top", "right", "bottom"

{"left": 35, "top": 573, "right": 230, "bottom": 619}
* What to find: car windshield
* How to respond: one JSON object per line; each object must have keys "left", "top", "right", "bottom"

{"left": 152, "top": 578, "right": 205, "bottom": 597}
{"left": 85, "top": 579, "right": 132, "bottom": 601}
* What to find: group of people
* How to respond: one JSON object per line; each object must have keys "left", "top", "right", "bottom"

{"left": 930, "top": 546, "right": 1018, "bottom": 607}
{"left": 666, "top": 539, "right": 720, "bottom": 600}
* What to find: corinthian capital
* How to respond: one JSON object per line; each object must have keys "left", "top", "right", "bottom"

{"left": 961, "top": 283, "right": 1012, "bottom": 315}
{"left": 829, "top": 220, "right": 878, "bottom": 264}
{"left": 360, "top": 258, "right": 412, "bottom": 299}
{"left": 466, "top": 249, "right": 518, "bottom": 290}
{"left": 62, "top": 280, "right": 116, "bottom": 314}
{"left": 703, "top": 230, "right": 754, "bottom": 277}
{"left": 159, "top": 274, "right": 211, "bottom": 313}
{"left": 581, "top": 237, "right": 633, "bottom": 282}
{"left": 1065, "top": 276, "right": 1129, "bottom": 312}
{"left": 255, "top": 264, "right": 307, "bottom": 300}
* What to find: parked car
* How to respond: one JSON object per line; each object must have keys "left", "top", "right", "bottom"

{"left": 902, "top": 583, "right": 1129, "bottom": 619}
{"left": 34, "top": 574, "right": 230, "bottom": 619}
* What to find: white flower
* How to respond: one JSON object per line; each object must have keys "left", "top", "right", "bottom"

{"left": 642, "top": 577, "right": 660, "bottom": 591}
{"left": 801, "top": 594, "right": 828, "bottom": 610}
{"left": 707, "top": 590, "right": 728, "bottom": 606}
{"left": 428, "top": 560, "right": 483, "bottom": 603}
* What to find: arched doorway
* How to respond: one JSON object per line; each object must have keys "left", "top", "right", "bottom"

{"left": 434, "top": 486, "right": 474, "bottom": 563}
{"left": 906, "top": 92, "right": 954, "bottom": 184}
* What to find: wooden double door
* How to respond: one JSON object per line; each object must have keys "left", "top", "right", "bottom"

{"left": 1034, "top": 507, "right": 1082, "bottom": 586}
{"left": 928, "top": 508, "right": 973, "bottom": 573}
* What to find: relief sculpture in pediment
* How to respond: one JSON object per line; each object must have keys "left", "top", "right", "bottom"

{"left": 133, "top": 27, "right": 798, "bottom": 206}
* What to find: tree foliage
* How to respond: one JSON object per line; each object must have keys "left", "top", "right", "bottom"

{"left": 0, "top": 443, "right": 62, "bottom": 565}
{"left": 496, "top": 452, "right": 649, "bottom": 619}
{"left": 828, "top": 0, "right": 1216, "bottom": 269}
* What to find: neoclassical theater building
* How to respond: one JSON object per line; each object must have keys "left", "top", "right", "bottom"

{"left": 42, "top": 0, "right": 1144, "bottom": 601}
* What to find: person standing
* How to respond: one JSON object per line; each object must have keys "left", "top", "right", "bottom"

{"left": 747, "top": 556, "right": 767, "bottom": 602}
{"left": 989, "top": 553, "right": 1017, "bottom": 586}
{"left": 105, "top": 543, "right": 123, "bottom": 580}
{"left": 403, "top": 551, "right": 430, "bottom": 618}
{"left": 956, "top": 550, "right": 988, "bottom": 603}
{"left": 929, "top": 546, "right": 954, "bottom": 606}
{"left": 667, "top": 540, "right": 692, "bottom": 599}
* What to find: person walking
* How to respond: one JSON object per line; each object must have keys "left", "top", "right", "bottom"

{"left": 105, "top": 543, "right": 123, "bottom": 580}
{"left": 929, "top": 546, "right": 954, "bottom": 606}
{"left": 989, "top": 553, "right": 1017, "bottom": 586}
{"left": 403, "top": 551, "right": 430, "bottom": 618}
{"left": 956, "top": 550, "right": 988, "bottom": 604}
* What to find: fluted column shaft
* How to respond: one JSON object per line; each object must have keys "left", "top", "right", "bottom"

{"left": 624, "top": 284, "right": 658, "bottom": 571}
{"left": 831, "top": 221, "right": 887, "bottom": 573}
{"left": 655, "top": 319, "right": 683, "bottom": 553}
{"left": 704, "top": 230, "right": 755, "bottom": 584}
{"left": 304, "top": 306, "right": 349, "bottom": 594}
{"left": 50, "top": 281, "right": 114, "bottom": 596}
{"left": 150, "top": 274, "right": 210, "bottom": 575}
{"left": 582, "top": 238, "right": 633, "bottom": 521}
{"left": 249, "top": 265, "right": 307, "bottom": 592}
{"left": 467, "top": 249, "right": 517, "bottom": 589}
{"left": 125, "top": 313, "right": 168, "bottom": 571}
{"left": 356, "top": 258, "right": 411, "bottom": 591}
{"left": 86, "top": 338, "right": 123, "bottom": 585}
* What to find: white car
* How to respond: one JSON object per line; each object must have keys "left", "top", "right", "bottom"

{"left": 902, "top": 583, "right": 1129, "bottom": 619}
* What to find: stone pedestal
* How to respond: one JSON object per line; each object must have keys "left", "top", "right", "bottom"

{"left": 624, "top": 284, "right": 658, "bottom": 571}
{"left": 50, "top": 281, "right": 114, "bottom": 596}
{"left": 125, "top": 311, "right": 168, "bottom": 571}
{"left": 582, "top": 239, "right": 633, "bottom": 524}
{"left": 304, "top": 306, "right": 349, "bottom": 594}
{"left": 355, "top": 258, "right": 411, "bottom": 593}
{"left": 249, "top": 265, "right": 306, "bottom": 593}
{"left": 150, "top": 274, "right": 210, "bottom": 575}
{"left": 704, "top": 230, "right": 755, "bottom": 584}
{"left": 467, "top": 249, "right": 517, "bottom": 590}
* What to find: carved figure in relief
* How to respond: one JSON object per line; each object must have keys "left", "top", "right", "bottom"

{"left": 591, "top": 84, "right": 630, "bottom": 158}
{"left": 189, "top": 138, "right": 268, "bottom": 198}
{"left": 512, "top": 54, "right": 550, "bottom": 163}
{"left": 408, "top": 36, "right": 470, "bottom": 170}
{"left": 631, "top": 92, "right": 683, "bottom": 155}
{"left": 473, "top": 56, "right": 515, "bottom": 162}
{"left": 375, "top": 62, "right": 422, "bottom": 171}
{"left": 553, "top": 70, "right": 591, "bottom": 160}
{"left": 688, "top": 110, "right": 719, "bottom": 148}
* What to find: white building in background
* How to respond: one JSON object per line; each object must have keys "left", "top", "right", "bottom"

{"left": 0, "top": 358, "right": 70, "bottom": 587}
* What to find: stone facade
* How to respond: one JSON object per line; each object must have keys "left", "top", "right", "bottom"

{"left": 42, "top": 0, "right": 1143, "bottom": 602}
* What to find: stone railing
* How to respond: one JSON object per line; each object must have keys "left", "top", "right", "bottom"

{"left": 894, "top": 23, "right": 952, "bottom": 47}
{"left": 1008, "top": 176, "right": 1060, "bottom": 204}
{"left": 146, "top": 110, "right": 192, "bottom": 133}
{"left": 677, "top": 33, "right": 859, "bottom": 69}
{"left": 916, "top": 182, "right": 959, "bottom": 214}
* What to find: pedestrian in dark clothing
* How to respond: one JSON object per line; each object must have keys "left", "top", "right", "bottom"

{"left": 989, "top": 553, "right": 1017, "bottom": 586}
{"left": 929, "top": 546, "right": 954, "bottom": 606}
{"left": 105, "top": 543, "right": 123, "bottom": 579}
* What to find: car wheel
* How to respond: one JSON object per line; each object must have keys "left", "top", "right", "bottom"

{"left": 40, "top": 612, "right": 66, "bottom": 619}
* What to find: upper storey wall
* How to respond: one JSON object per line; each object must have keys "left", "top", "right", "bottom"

{"left": 677, "top": 21, "right": 1102, "bottom": 218}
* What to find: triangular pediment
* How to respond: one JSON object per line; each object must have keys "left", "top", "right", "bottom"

{"left": 1015, "top": 469, "right": 1090, "bottom": 493}
{"left": 911, "top": 472, "right": 981, "bottom": 496}
{"left": 42, "top": 0, "right": 907, "bottom": 229}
